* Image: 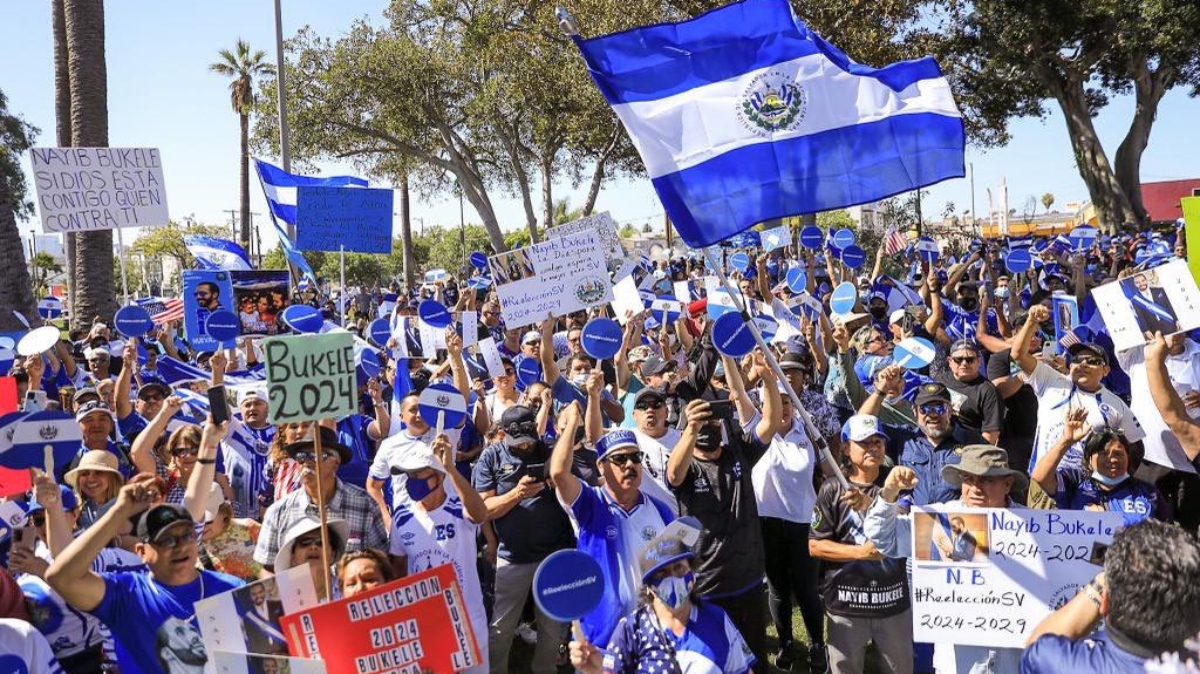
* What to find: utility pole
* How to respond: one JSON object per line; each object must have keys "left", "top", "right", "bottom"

{"left": 248, "top": 212, "right": 262, "bottom": 263}
{"left": 224, "top": 209, "right": 239, "bottom": 242}
{"left": 969, "top": 162, "right": 977, "bottom": 236}
{"left": 915, "top": 190, "right": 923, "bottom": 237}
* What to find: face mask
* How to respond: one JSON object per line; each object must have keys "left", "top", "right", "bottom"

{"left": 1091, "top": 471, "right": 1129, "bottom": 487}
{"left": 652, "top": 571, "right": 694, "bottom": 610}
{"left": 958, "top": 297, "right": 979, "bottom": 312}
{"left": 405, "top": 475, "right": 437, "bottom": 501}
{"left": 571, "top": 374, "right": 590, "bottom": 388}
{"left": 994, "top": 287, "right": 1009, "bottom": 299}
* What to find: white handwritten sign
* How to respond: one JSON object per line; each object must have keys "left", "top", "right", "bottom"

{"left": 490, "top": 231, "right": 613, "bottom": 328}
{"left": 546, "top": 211, "right": 625, "bottom": 264}
{"left": 29, "top": 147, "right": 169, "bottom": 233}
{"left": 909, "top": 506, "right": 1121, "bottom": 649}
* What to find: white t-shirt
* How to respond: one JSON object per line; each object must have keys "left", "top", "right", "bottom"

{"left": 0, "top": 619, "right": 64, "bottom": 674}
{"left": 744, "top": 411, "right": 817, "bottom": 523}
{"left": 389, "top": 496, "right": 487, "bottom": 674}
{"left": 633, "top": 428, "right": 682, "bottom": 513}
{"left": 1119, "top": 341, "right": 1200, "bottom": 472}
{"left": 1024, "top": 361, "right": 1145, "bottom": 472}
{"left": 371, "top": 426, "right": 464, "bottom": 508}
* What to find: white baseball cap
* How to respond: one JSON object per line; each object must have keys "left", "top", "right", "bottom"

{"left": 841, "top": 414, "right": 888, "bottom": 443}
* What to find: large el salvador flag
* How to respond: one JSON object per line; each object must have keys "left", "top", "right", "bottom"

{"left": 574, "top": 0, "right": 965, "bottom": 248}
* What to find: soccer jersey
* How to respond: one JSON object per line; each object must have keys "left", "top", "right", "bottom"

{"left": 1055, "top": 468, "right": 1164, "bottom": 525}
{"left": 389, "top": 496, "right": 488, "bottom": 674}
{"left": 371, "top": 426, "right": 464, "bottom": 508}
{"left": 220, "top": 416, "right": 276, "bottom": 517}
{"left": 0, "top": 619, "right": 64, "bottom": 674}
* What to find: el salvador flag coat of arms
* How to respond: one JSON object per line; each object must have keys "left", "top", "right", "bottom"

{"left": 573, "top": 0, "right": 965, "bottom": 248}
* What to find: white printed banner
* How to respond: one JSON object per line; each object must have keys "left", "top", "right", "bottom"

{"left": 1091, "top": 260, "right": 1200, "bottom": 353}
{"left": 490, "top": 231, "right": 614, "bottom": 328}
{"left": 546, "top": 211, "right": 626, "bottom": 267}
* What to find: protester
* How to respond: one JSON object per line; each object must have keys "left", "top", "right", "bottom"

{"left": 272, "top": 516, "right": 349, "bottom": 601}
{"left": 935, "top": 339, "right": 1003, "bottom": 444}
{"left": 64, "top": 450, "right": 125, "bottom": 529}
{"left": 336, "top": 548, "right": 397, "bottom": 598}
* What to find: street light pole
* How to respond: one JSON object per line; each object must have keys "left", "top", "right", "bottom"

{"left": 458, "top": 183, "right": 466, "bottom": 268}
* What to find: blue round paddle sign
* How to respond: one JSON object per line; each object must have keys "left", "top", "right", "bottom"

{"left": 38, "top": 297, "right": 63, "bottom": 320}
{"left": 113, "top": 305, "right": 155, "bottom": 338}
{"left": 469, "top": 251, "right": 489, "bottom": 269}
{"left": 916, "top": 237, "right": 940, "bottom": 263}
{"left": 829, "top": 282, "right": 858, "bottom": 315}
{"left": 729, "top": 252, "right": 751, "bottom": 272}
{"left": 1005, "top": 249, "right": 1032, "bottom": 274}
{"left": 799, "top": 226, "right": 823, "bottom": 250}
{"left": 833, "top": 228, "right": 856, "bottom": 249}
{"left": 418, "top": 300, "right": 452, "bottom": 329}
{"left": 368, "top": 318, "right": 392, "bottom": 346}
{"left": 894, "top": 337, "right": 937, "bottom": 370}
{"left": 357, "top": 348, "right": 383, "bottom": 380}
{"left": 516, "top": 357, "right": 542, "bottom": 389}
{"left": 281, "top": 305, "right": 323, "bottom": 334}
{"left": 417, "top": 382, "right": 468, "bottom": 429}
{"left": 581, "top": 318, "right": 623, "bottom": 360}
{"left": 712, "top": 311, "right": 756, "bottom": 358}
{"left": 205, "top": 310, "right": 241, "bottom": 343}
{"left": 0, "top": 348, "right": 14, "bottom": 376}
{"left": 841, "top": 244, "right": 866, "bottom": 269}
{"left": 533, "top": 549, "right": 606, "bottom": 623}
{"left": 785, "top": 267, "right": 807, "bottom": 294}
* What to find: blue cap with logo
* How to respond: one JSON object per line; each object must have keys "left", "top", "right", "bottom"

{"left": 595, "top": 429, "right": 639, "bottom": 461}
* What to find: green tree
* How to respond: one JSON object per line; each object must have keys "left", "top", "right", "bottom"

{"left": 210, "top": 40, "right": 274, "bottom": 251}
{"left": 262, "top": 244, "right": 326, "bottom": 278}
{"left": 946, "top": 0, "right": 1200, "bottom": 230}
{"left": 503, "top": 229, "right": 531, "bottom": 251}
{"left": 31, "top": 252, "right": 63, "bottom": 296}
{"left": 1042, "top": 192, "right": 1055, "bottom": 213}
{"left": 319, "top": 252, "right": 388, "bottom": 287}
{"left": 617, "top": 223, "right": 638, "bottom": 239}
{"left": 129, "top": 220, "right": 232, "bottom": 270}
{"left": 0, "top": 87, "right": 39, "bottom": 330}
{"left": 815, "top": 209, "right": 855, "bottom": 231}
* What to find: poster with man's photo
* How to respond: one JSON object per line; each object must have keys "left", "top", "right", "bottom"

{"left": 231, "top": 271, "right": 290, "bottom": 337}
{"left": 195, "top": 567, "right": 319, "bottom": 659}
{"left": 1092, "top": 260, "right": 1200, "bottom": 352}
{"left": 210, "top": 652, "right": 327, "bottom": 674}
{"left": 182, "top": 270, "right": 235, "bottom": 352}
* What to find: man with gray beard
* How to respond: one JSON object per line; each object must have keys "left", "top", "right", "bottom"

{"left": 858, "top": 368, "right": 985, "bottom": 506}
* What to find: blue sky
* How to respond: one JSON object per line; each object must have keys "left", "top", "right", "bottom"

{"left": 3, "top": 1, "right": 1197, "bottom": 251}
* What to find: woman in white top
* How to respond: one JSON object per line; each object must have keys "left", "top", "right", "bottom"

{"left": 728, "top": 350, "right": 826, "bottom": 673}
{"left": 486, "top": 357, "right": 522, "bottom": 423}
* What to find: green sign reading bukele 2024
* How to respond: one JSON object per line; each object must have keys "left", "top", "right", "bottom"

{"left": 263, "top": 332, "right": 357, "bottom": 425}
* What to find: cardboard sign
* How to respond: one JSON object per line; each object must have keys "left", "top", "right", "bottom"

{"left": 532, "top": 549, "right": 605, "bottom": 622}
{"left": 760, "top": 225, "right": 791, "bottom": 253}
{"left": 476, "top": 337, "right": 506, "bottom": 379}
{"left": 489, "top": 231, "right": 613, "bottom": 328}
{"left": 910, "top": 506, "right": 1121, "bottom": 649}
{"left": 1091, "top": 260, "right": 1200, "bottom": 352}
{"left": 29, "top": 147, "right": 169, "bottom": 233}
{"left": 281, "top": 565, "right": 482, "bottom": 674}
{"left": 262, "top": 333, "right": 356, "bottom": 425}
{"left": 1182, "top": 196, "right": 1200, "bottom": 286}
{"left": 231, "top": 270, "right": 291, "bottom": 336}
{"left": 183, "top": 270, "right": 236, "bottom": 353}
{"left": 545, "top": 211, "right": 625, "bottom": 266}
{"left": 210, "top": 652, "right": 327, "bottom": 674}
{"left": 2, "top": 411, "right": 83, "bottom": 470}
{"left": 196, "top": 566, "right": 319, "bottom": 658}
{"left": 296, "top": 186, "right": 394, "bottom": 254}
{"left": 0, "top": 378, "right": 16, "bottom": 414}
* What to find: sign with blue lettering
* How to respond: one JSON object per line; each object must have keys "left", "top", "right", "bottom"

{"left": 114, "top": 305, "right": 154, "bottom": 338}
{"left": 894, "top": 337, "right": 936, "bottom": 370}
{"left": 368, "top": 318, "right": 392, "bottom": 346}
{"left": 833, "top": 228, "right": 856, "bottom": 249}
{"left": 533, "top": 549, "right": 605, "bottom": 623}
{"left": 469, "top": 251, "right": 489, "bottom": 269}
{"left": 418, "top": 382, "right": 468, "bottom": 431}
{"left": 581, "top": 318, "right": 623, "bottom": 360}
{"left": 204, "top": 310, "right": 241, "bottom": 347}
{"left": 841, "top": 244, "right": 867, "bottom": 269}
{"left": 785, "top": 267, "right": 807, "bottom": 294}
{"left": 296, "top": 186, "right": 394, "bottom": 254}
{"left": 1005, "top": 249, "right": 1032, "bottom": 274}
{"left": 418, "top": 300, "right": 452, "bottom": 329}
{"left": 799, "top": 226, "right": 824, "bottom": 250}
{"left": 516, "top": 357, "right": 542, "bottom": 390}
{"left": 712, "top": 311, "right": 755, "bottom": 358}
{"left": 729, "top": 252, "right": 751, "bottom": 272}
{"left": 830, "top": 282, "right": 858, "bottom": 316}
{"left": 280, "top": 305, "right": 324, "bottom": 334}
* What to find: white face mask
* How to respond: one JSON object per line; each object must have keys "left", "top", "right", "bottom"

{"left": 1091, "top": 470, "right": 1129, "bottom": 487}
{"left": 571, "top": 373, "right": 590, "bottom": 388}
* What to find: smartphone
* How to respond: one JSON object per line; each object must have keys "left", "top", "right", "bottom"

{"left": 207, "top": 385, "right": 230, "bottom": 425}
{"left": 1088, "top": 541, "right": 1109, "bottom": 567}
{"left": 22, "top": 390, "right": 47, "bottom": 412}
{"left": 707, "top": 399, "right": 734, "bottom": 422}
{"left": 525, "top": 463, "right": 548, "bottom": 481}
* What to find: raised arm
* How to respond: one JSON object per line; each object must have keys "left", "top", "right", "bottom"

{"left": 130, "top": 396, "right": 184, "bottom": 476}
{"left": 1012, "top": 304, "right": 1050, "bottom": 376}
{"left": 1030, "top": 409, "right": 1089, "bottom": 495}
{"left": 723, "top": 355, "right": 758, "bottom": 426}
{"left": 584, "top": 370, "right": 604, "bottom": 446}
{"left": 667, "top": 399, "right": 711, "bottom": 487}
{"left": 432, "top": 433, "right": 488, "bottom": 523}
{"left": 183, "top": 419, "right": 227, "bottom": 523}
{"left": 539, "top": 315, "right": 561, "bottom": 384}
{"left": 548, "top": 401, "right": 584, "bottom": 505}
{"left": 115, "top": 340, "right": 137, "bottom": 420}
{"left": 445, "top": 329, "right": 471, "bottom": 407}
{"left": 754, "top": 352, "right": 781, "bottom": 445}
{"left": 1145, "top": 333, "right": 1200, "bottom": 461}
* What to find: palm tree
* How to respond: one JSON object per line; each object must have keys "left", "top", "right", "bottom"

{"left": 0, "top": 89, "right": 40, "bottom": 330}
{"left": 64, "top": 0, "right": 117, "bottom": 326}
{"left": 53, "top": 0, "right": 76, "bottom": 315}
{"left": 1041, "top": 192, "right": 1055, "bottom": 214}
{"left": 210, "top": 40, "right": 274, "bottom": 253}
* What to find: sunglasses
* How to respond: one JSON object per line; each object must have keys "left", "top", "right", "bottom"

{"left": 918, "top": 403, "right": 948, "bottom": 416}
{"left": 635, "top": 400, "right": 666, "bottom": 411}
{"left": 950, "top": 356, "right": 977, "bottom": 365}
{"left": 295, "top": 535, "right": 323, "bottom": 548}
{"left": 289, "top": 450, "right": 339, "bottom": 463}
{"left": 31, "top": 514, "right": 46, "bottom": 527}
{"left": 148, "top": 532, "right": 193, "bottom": 549}
{"left": 139, "top": 394, "right": 165, "bottom": 402}
{"left": 171, "top": 445, "right": 201, "bottom": 457}
{"left": 1073, "top": 356, "right": 1106, "bottom": 367}
{"left": 505, "top": 422, "right": 538, "bottom": 437}
{"left": 605, "top": 451, "right": 644, "bottom": 466}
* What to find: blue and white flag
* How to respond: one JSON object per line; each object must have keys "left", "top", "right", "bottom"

{"left": 184, "top": 235, "right": 253, "bottom": 271}
{"left": 37, "top": 297, "right": 63, "bottom": 320}
{"left": 573, "top": 0, "right": 965, "bottom": 248}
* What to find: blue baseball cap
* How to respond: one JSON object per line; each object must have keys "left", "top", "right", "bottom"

{"left": 27, "top": 485, "right": 80, "bottom": 514}
{"left": 595, "top": 429, "right": 639, "bottom": 461}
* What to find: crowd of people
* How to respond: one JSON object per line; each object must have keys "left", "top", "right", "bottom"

{"left": 2, "top": 223, "right": 1200, "bottom": 674}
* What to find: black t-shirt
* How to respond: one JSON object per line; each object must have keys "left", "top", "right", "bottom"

{"left": 986, "top": 349, "right": 1038, "bottom": 471}
{"left": 471, "top": 441, "right": 575, "bottom": 564}
{"left": 809, "top": 475, "right": 911, "bottom": 618}
{"left": 935, "top": 371, "right": 1003, "bottom": 434}
{"left": 671, "top": 434, "right": 766, "bottom": 598}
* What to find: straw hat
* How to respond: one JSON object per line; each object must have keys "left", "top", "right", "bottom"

{"left": 64, "top": 450, "right": 124, "bottom": 489}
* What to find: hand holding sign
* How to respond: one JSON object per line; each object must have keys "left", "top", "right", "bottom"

{"left": 534, "top": 549, "right": 605, "bottom": 640}
{"left": 114, "top": 305, "right": 155, "bottom": 338}
{"left": 418, "top": 382, "right": 468, "bottom": 438}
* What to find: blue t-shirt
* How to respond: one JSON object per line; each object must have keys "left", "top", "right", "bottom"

{"left": 1021, "top": 630, "right": 1148, "bottom": 674}
{"left": 337, "top": 414, "right": 377, "bottom": 489}
{"left": 91, "top": 570, "right": 243, "bottom": 674}
{"left": 1055, "top": 468, "right": 1163, "bottom": 526}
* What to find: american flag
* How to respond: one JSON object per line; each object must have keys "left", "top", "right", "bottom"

{"left": 882, "top": 225, "right": 908, "bottom": 256}
{"left": 136, "top": 297, "right": 185, "bottom": 325}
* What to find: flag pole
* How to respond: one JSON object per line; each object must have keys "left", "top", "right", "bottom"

{"left": 339, "top": 245, "right": 346, "bottom": 327}
{"left": 115, "top": 226, "right": 131, "bottom": 303}
{"left": 702, "top": 247, "right": 849, "bottom": 490}
{"left": 312, "top": 426, "right": 332, "bottom": 603}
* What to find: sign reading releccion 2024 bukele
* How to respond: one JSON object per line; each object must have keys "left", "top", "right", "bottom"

{"left": 29, "top": 148, "right": 169, "bottom": 233}
{"left": 263, "top": 332, "right": 357, "bottom": 425}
